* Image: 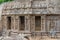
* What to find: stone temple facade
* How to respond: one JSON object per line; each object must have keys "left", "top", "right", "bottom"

{"left": 1, "top": 0, "right": 60, "bottom": 40}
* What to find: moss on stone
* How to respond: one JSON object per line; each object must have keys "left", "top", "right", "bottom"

{"left": 0, "top": 0, "right": 13, "bottom": 4}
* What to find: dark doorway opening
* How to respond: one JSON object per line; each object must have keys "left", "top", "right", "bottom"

{"left": 7, "top": 17, "right": 11, "bottom": 29}
{"left": 35, "top": 16, "right": 41, "bottom": 31}
{"left": 19, "top": 16, "right": 25, "bottom": 31}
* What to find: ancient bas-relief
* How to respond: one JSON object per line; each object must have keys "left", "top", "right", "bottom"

{"left": 1, "top": 0, "right": 60, "bottom": 40}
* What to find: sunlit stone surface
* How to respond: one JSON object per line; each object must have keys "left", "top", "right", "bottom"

{"left": 0, "top": 34, "right": 29, "bottom": 40}
{"left": 0, "top": 0, "right": 60, "bottom": 40}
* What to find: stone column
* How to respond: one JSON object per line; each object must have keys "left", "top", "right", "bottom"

{"left": 15, "top": 16, "right": 19, "bottom": 30}
{"left": 2, "top": 16, "right": 7, "bottom": 30}
{"left": 2, "top": 16, "right": 7, "bottom": 36}
{"left": 25, "top": 15, "right": 30, "bottom": 32}
{"left": 41, "top": 15, "right": 46, "bottom": 32}
{"left": 30, "top": 16, "right": 35, "bottom": 32}
{"left": 11, "top": 16, "right": 15, "bottom": 30}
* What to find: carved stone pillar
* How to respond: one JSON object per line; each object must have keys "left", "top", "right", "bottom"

{"left": 11, "top": 16, "right": 15, "bottom": 30}
{"left": 15, "top": 16, "right": 19, "bottom": 30}
{"left": 2, "top": 16, "right": 7, "bottom": 30}
{"left": 2, "top": 16, "right": 7, "bottom": 36}
{"left": 30, "top": 16, "right": 35, "bottom": 32}
{"left": 41, "top": 15, "right": 46, "bottom": 32}
{"left": 25, "top": 15, "right": 30, "bottom": 32}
